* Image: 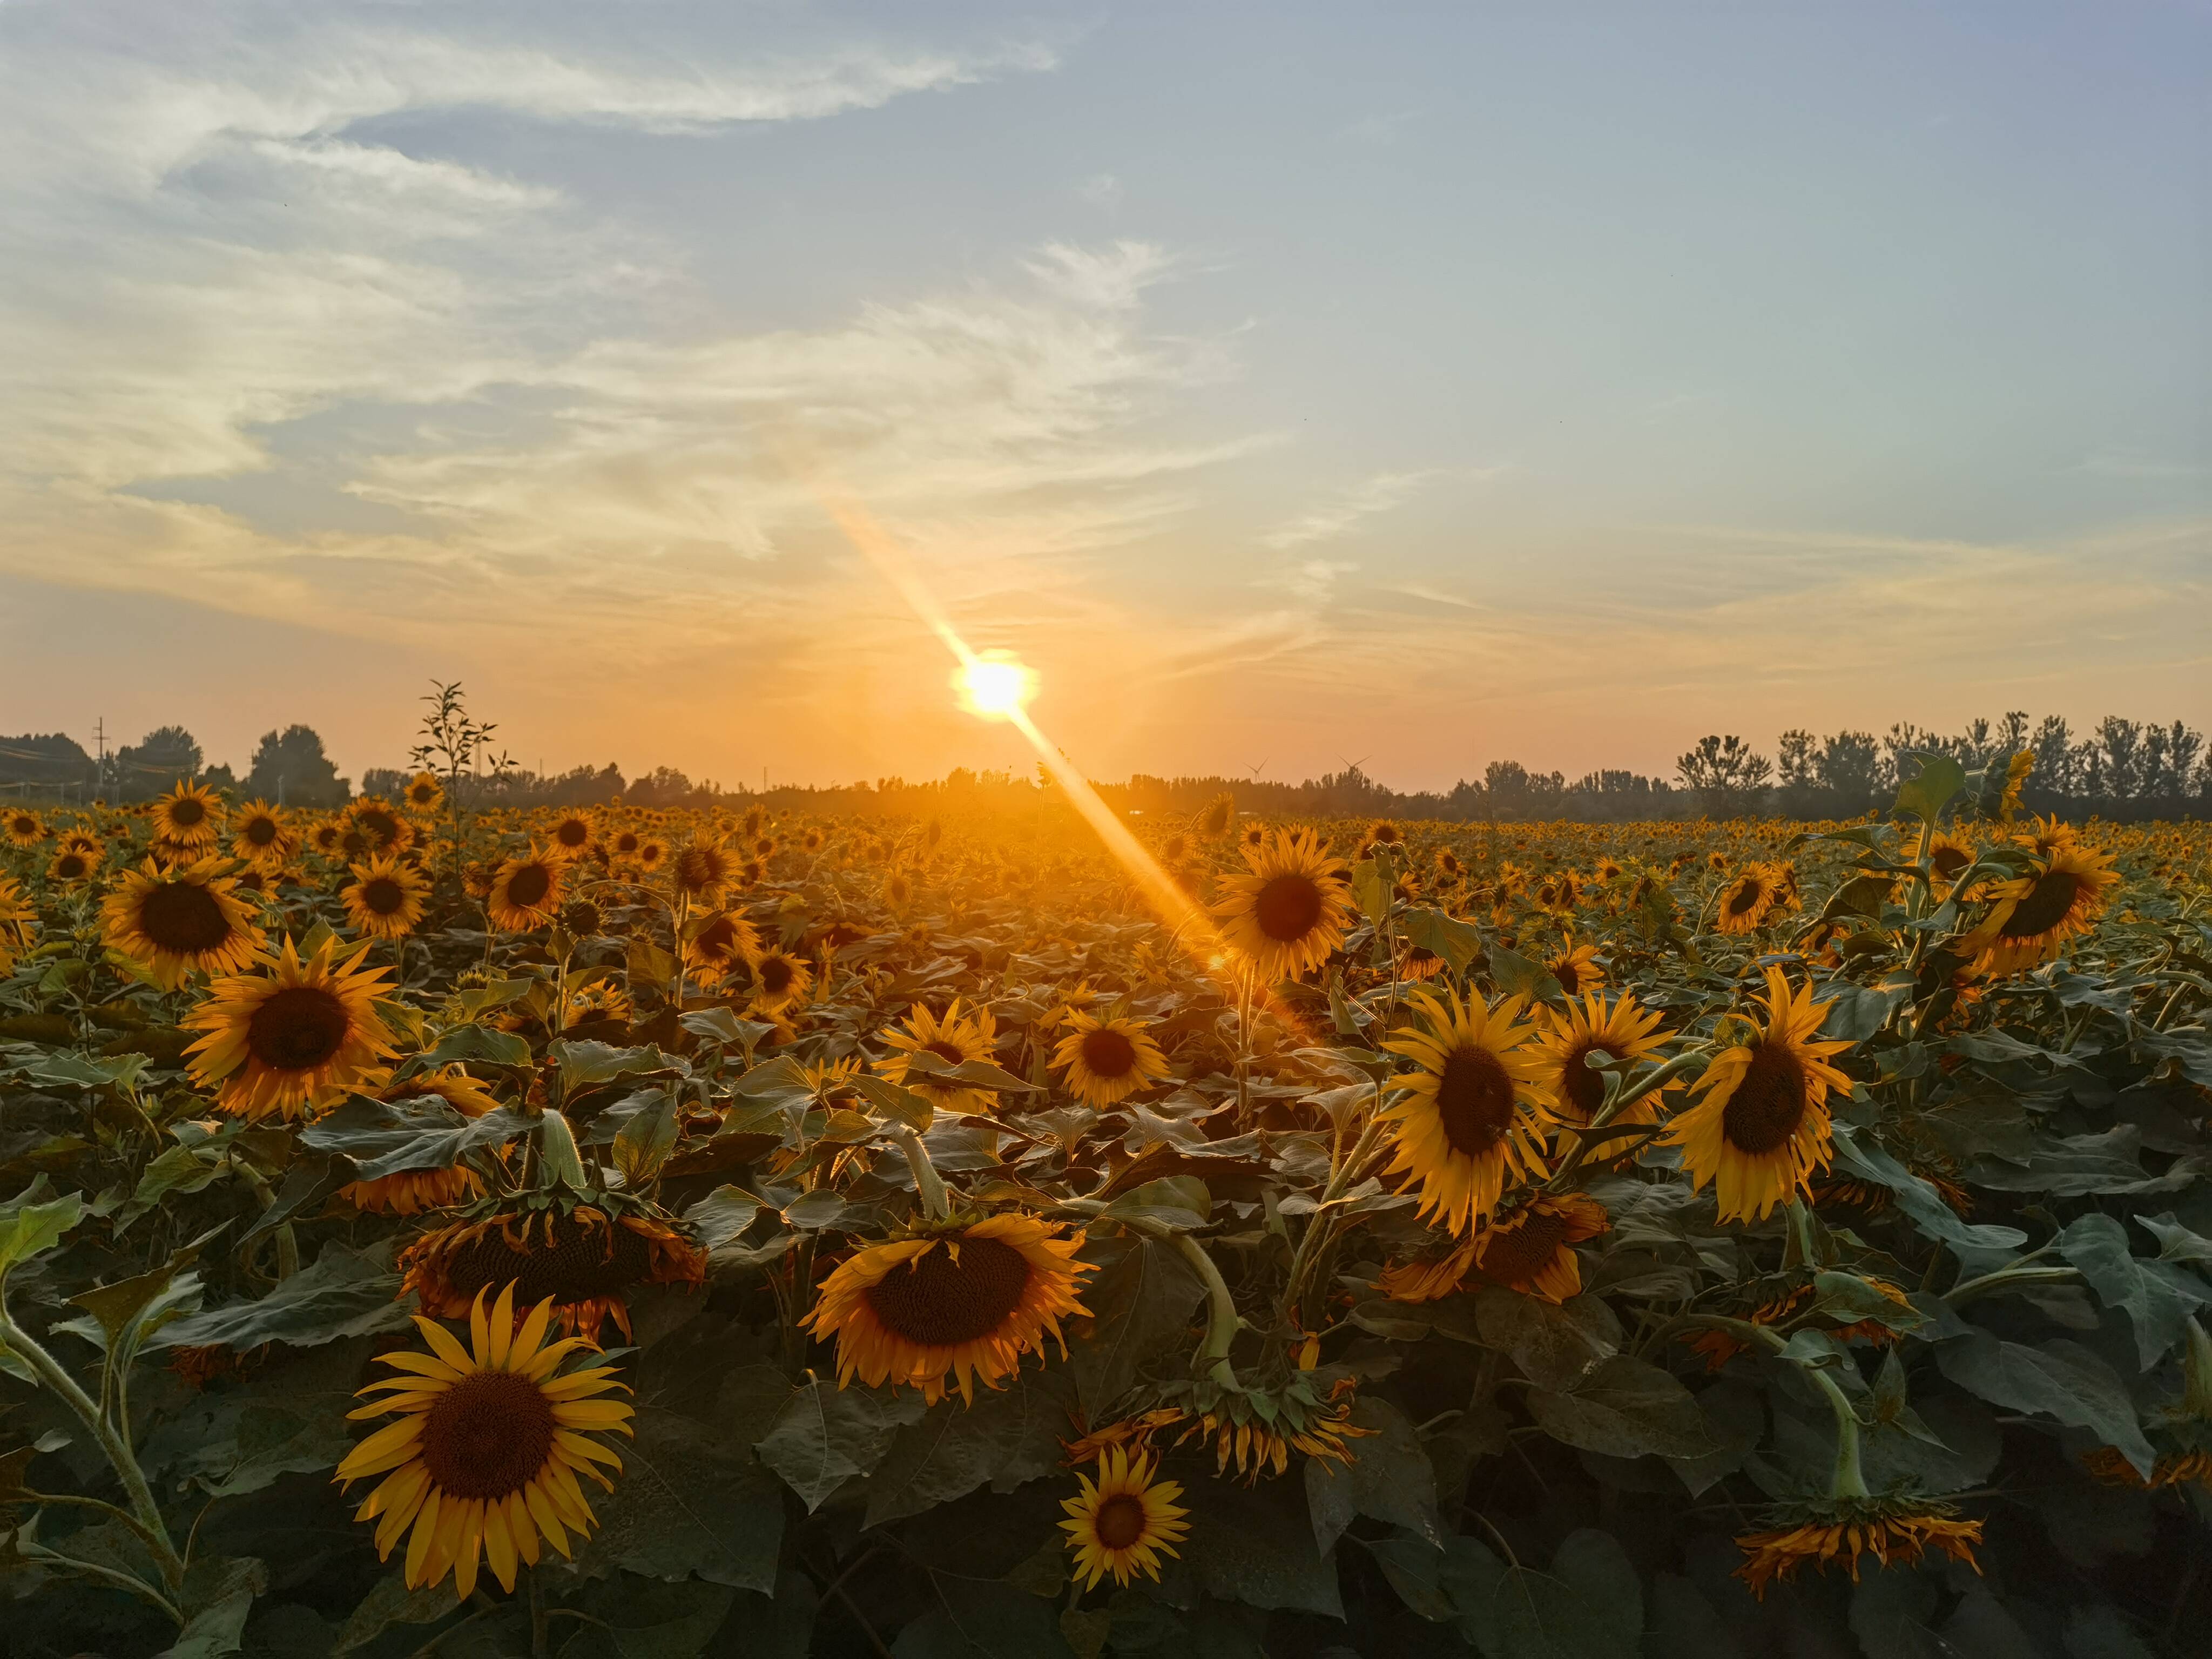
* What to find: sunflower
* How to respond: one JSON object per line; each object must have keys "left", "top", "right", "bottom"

{"left": 606, "top": 826, "right": 644, "bottom": 864}
{"left": 545, "top": 812, "right": 595, "bottom": 860}
{"left": 342, "top": 855, "right": 430, "bottom": 941}
{"left": 1546, "top": 940, "right": 1603, "bottom": 997}
{"left": 400, "top": 1203, "right": 706, "bottom": 1340}
{"left": 348, "top": 798, "right": 416, "bottom": 856}
{"left": 879, "top": 999, "right": 1002, "bottom": 1116}
{"left": 1060, "top": 1447, "right": 1189, "bottom": 1589}
{"left": 1212, "top": 827, "right": 1352, "bottom": 982}
{"left": 487, "top": 847, "right": 565, "bottom": 932}
{"left": 1924, "top": 829, "right": 1975, "bottom": 897}
{"left": 744, "top": 946, "right": 814, "bottom": 1011}
{"left": 668, "top": 838, "right": 736, "bottom": 904}
{"left": 1963, "top": 841, "right": 2121, "bottom": 976}
{"left": 1380, "top": 987, "right": 1555, "bottom": 1235}
{"left": 1734, "top": 1496, "right": 1982, "bottom": 1599}
{"left": 1714, "top": 864, "right": 1781, "bottom": 934}
{"left": 633, "top": 837, "right": 667, "bottom": 875}
{"left": 1464, "top": 1192, "right": 1609, "bottom": 1304}
{"left": 561, "top": 981, "right": 632, "bottom": 1029}
{"left": 45, "top": 843, "right": 101, "bottom": 886}
{"left": 152, "top": 781, "right": 225, "bottom": 852}
{"left": 231, "top": 800, "right": 296, "bottom": 868}
{"left": 1051, "top": 1010, "right": 1173, "bottom": 1107}
{"left": 1663, "top": 966, "right": 1852, "bottom": 1222}
{"left": 102, "top": 855, "right": 267, "bottom": 990}
{"left": 1530, "top": 991, "right": 1673, "bottom": 1131}
{"left": 183, "top": 936, "right": 399, "bottom": 1121}
{"left": 335, "top": 1284, "right": 634, "bottom": 1602}
{"left": 1172, "top": 1378, "right": 1371, "bottom": 1482}
{"left": 404, "top": 771, "right": 444, "bottom": 812}
{"left": 0, "top": 877, "right": 34, "bottom": 973}
{"left": 3, "top": 809, "right": 44, "bottom": 848}
{"left": 683, "top": 911, "right": 761, "bottom": 982}
{"left": 804, "top": 1214, "right": 1091, "bottom": 1404}
{"left": 1377, "top": 1234, "right": 1480, "bottom": 1304}
{"left": 340, "top": 1067, "right": 502, "bottom": 1214}
{"left": 1197, "top": 793, "right": 1237, "bottom": 838}
{"left": 308, "top": 819, "right": 346, "bottom": 859}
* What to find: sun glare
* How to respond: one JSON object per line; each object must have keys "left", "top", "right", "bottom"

{"left": 955, "top": 653, "right": 1035, "bottom": 720}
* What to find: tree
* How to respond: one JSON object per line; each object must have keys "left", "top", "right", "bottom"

{"left": 2030, "top": 716, "right": 2074, "bottom": 796}
{"left": 0, "top": 734, "right": 95, "bottom": 792}
{"left": 113, "top": 725, "right": 203, "bottom": 799}
{"left": 1776, "top": 731, "right": 1818, "bottom": 790}
{"left": 1676, "top": 736, "right": 1772, "bottom": 815}
{"left": 246, "top": 725, "right": 349, "bottom": 807}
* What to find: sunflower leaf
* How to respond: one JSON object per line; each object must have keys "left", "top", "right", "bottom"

{"left": 756, "top": 1378, "right": 923, "bottom": 1512}
{"left": 1485, "top": 945, "right": 1562, "bottom": 1006}
{"left": 1523, "top": 1355, "right": 1711, "bottom": 1460}
{"left": 1098, "top": 1176, "right": 1210, "bottom": 1232}
{"left": 1893, "top": 751, "right": 1966, "bottom": 825}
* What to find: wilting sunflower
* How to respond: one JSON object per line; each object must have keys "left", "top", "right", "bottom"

{"left": 231, "top": 800, "right": 296, "bottom": 869}
{"left": 1663, "top": 966, "right": 1852, "bottom": 1222}
{"left": 1714, "top": 864, "right": 1782, "bottom": 934}
{"left": 1963, "top": 841, "right": 2121, "bottom": 976}
{"left": 668, "top": 837, "right": 736, "bottom": 904}
{"left": 1546, "top": 940, "right": 1603, "bottom": 997}
{"left": 744, "top": 946, "right": 814, "bottom": 1011}
{"left": 879, "top": 999, "right": 1002, "bottom": 1116}
{"left": 335, "top": 1283, "right": 634, "bottom": 1602}
{"left": 153, "top": 780, "right": 226, "bottom": 852}
{"left": 1212, "top": 827, "right": 1352, "bottom": 982}
{"left": 102, "top": 855, "right": 267, "bottom": 990}
{"left": 342, "top": 855, "right": 430, "bottom": 941}
{"left": 487, "top": 847, "right": 565, "bottom": 932}
{"left": 348, "top": 798, "right": 416, "bottom": 856}
{"left": 3, "top": 808, "right": 44, "bottom": 848}
{"left": 683, "top": 911, "right": 761, "bottom": 982}
{"left": 1464, "top": 1191, "right": 1609, "bottom": 1304}
{"left": 340, "top": 1067, "right": 502, "bottom": 1215}
{"left": 545, "top": 812, "right": 595, "bottom": 860}
{"left": 45, "top": 843, "right": 101, "bottom": 886}
{"left": 400, "top": 1202, "right": 706, "bottom": 1340}
{"left": 805, "top": 1215, "right": 1091, "bottom": 1404}
{"left": 1060, "top": 1447, "right": 1189, "bottom": 1589}
{"left": 183, "top": 936, "right": 399, "bottom": 1121}
{"left": 1380, "top": 987, "right": 1555, "bottom": 1234}
{"left": 1734, "top": 1495, "right": 1982, "bottom": 1599}
{"left": 1051, "top": 1010, "right": 1173, "bottom": 1107}
{"left": 403, "top": 771, "right": 444, "bottom": 812}
{"left": 1530, "top": 991, "right": 1673, "bottom": 1131}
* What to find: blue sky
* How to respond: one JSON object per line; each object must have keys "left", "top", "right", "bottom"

{"left": 1, "top": 1, "right": 2203, "bottom": 790}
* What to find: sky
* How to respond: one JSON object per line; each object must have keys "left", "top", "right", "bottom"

{"left": 1, "top": 0, "right": 2206, "bottom": 793}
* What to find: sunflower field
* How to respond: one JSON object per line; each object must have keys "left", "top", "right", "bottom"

{"left": 1, "top": 750, "right": 2209, "bottom": 1659}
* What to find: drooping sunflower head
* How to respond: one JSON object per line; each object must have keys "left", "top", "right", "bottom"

{"left": 1466, "top": 1191, "right": 1610, "bottom": 1304}
{"left": 1663, "top": 966, "right": 1853, "bottom": 1222}
{"left": 1965, "top": 841, "right": 2121, "bottom": 976}
{"left": 1531, "top": 990, "right": 1672, "bottom": 1130}
{"left": 1059, "top": 1447, "right": 1190, "bottom": 1589}
{"left": 1197, "top": 793, "right": 1237, "bottom": 838}
{"left": 102, "top": 855, "right": 267, "bottom": 990}
{"left": 803, "top": 1213, "right": 1092, "bottom": 1404}
{"left": 1211, "top": 827, "right": 1352, "bottom": 983}
{"left": 343, "top": 855, "right": 430, "bottom": 941}
{"left": 879, "top": 999, "right": 1001, "bottom": 1116}
{"left": 183, "top": 935, "right": 399, "bottom": 1121}
{"left": 399, "top": 1204, "right": 707, "bottom": 1341}
{"left": 335, "top": 1283, "right": 634, "bottom": 1603}
{"left": 1051, "top": 1010, "right": 1174, "bottom": 1107}
{"left": 1734, "top": 1495, "right": 1982, "bottom": 1600}
{"left": 669, "top": 837, "right": 735, "bottom": 902}
{"left": 487, "top": 847, "right": 565, "bottom": 932}
{"left": 1380, "top": 986, "right": 1556, "bottom": 1235}
{"left": 153, "top": 781, "right": 225, "bottom": 850}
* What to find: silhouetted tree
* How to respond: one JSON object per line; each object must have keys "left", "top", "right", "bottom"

{"left": 247, "top": 725, "right": 349, "bottom": 807}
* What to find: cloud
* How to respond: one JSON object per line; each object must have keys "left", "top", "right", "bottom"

{"left": 1259, "top": 469, "right": 1442, "bottom": 550}
{"left": 1076, "top": 172, "right": 1125, "bottom": 212}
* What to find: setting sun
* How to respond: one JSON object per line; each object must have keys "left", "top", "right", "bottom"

{"left": 955, "top": 652, "right": 1035, "bottom": 720}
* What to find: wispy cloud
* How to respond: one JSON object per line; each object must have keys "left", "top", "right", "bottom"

{"left": 1259, "top": 468, "right": 1441, "bottom": 551}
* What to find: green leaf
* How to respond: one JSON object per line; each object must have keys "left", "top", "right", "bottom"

{"left": 575, "top": 1404, "right": 784, "bottom": 1591}
{"left": 1523, "top": 1355, "right": 1712, "bottom": 1460}
{"left": 1486, "top": 945, "right": 1562, "bottom": 1006}
{"left": 2139, "top": 1213, "right": 2212, "bottom": 1266}
{"left": 155, "top": 1241, "right": 412, "bottom": 1351}
{"left": 756, "top": 1379, "right": 926, "bottom": 1512}
{"left": 298, "top": 1094, "right": 532, "bottom": 1181}
{"left": 2059, "top": 1212, "right": 2208, "bottom": 1367}
{"left": 1830, "top": 1125, "right": 2026, "bottom": 1251}
{"left": 1350, "top": 859, "right": 1393, "bottom": 927}
{"left": 1304, "top": 1397, "right": 1441, "bottom": 1553}
{"left": 851, "top": 1073, "right": 934, "bottom": 1131}
{"left": 1402, "top": 907, "right": 1483, "bottom": 974}
{"left": 680, "top": 1007, "right": 776, "bottom": 1050}
{"left": 682, "top": 1186, "right": 763, "bottom": 1250}
{"left": 1098, "top": 1176, "right": 1211, "bottom": 1232}
{"left": 552, "top": 1039, "right": 688, "bottom": 1090}
{"left": 864, "top": 1371, "right": 1074, "bottom": 1526}
{"left": 1893, "top": 751, "right": 1966, "bottom": 824}
{"left": 0, "top": 1190, "right": 82, "bottom": 1284}
{"left": 1181, "top": 1475, "right": 1344, "bottom": 1617}
{"left": 613, "top": 1088, "right": 682, "bottom": 1186}
{"left": 1936, "top": 1333, "right": 2154, "bottom": 1476}
{"left": 627, "top": 935, "right": 677, "bottom": 992}
{"left": 1065, "top": 1236, "right": 1206, "bottom": 1418}
{"left": 556, "top": 1576, "right": 739, "bottom": 1659}
{"left": 1474, "top": 1289, "right": 1620, "bottom": 1392}
{"left": 159, "top": 1555, "right": 267, "bottom": 1659}
{"left": 418, "top": 1022, "right": 532, "bottom": 1068}
{"left": 901, "top": 1053, "right": 1040, "bottom": 1092}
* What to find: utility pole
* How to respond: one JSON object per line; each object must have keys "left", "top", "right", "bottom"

{"left": 93, "top": 716, "right": 106, "bottom": 801}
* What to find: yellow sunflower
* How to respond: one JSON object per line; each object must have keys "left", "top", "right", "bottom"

{"left": 0, "top": 876, "right": 35, "bottom": 973}
{"left": 404, "top": 771, "right": 444, "bottom": 812}
{"left": 1060, "top": 1447, "right": 1189, "bottom": 1589}
{"left": 231, "top": 800, "right": 296, "bottom": 869}
{"left": 545, "top": 812, "right": 595, "bottom": 860}
{"left": 1963, "top": 842, "right": 2121, "bottom": 976}
{"left": 486, "top": 847, "right": 565, "bottom": 932}
{"left": 399, "top": 1204, "right": 706, "bottom": 1341}
{"left": 335, "top": 1284, "right": 634, "bottom": 1603}
{"left": 1546, "top": 941, "right": 1604, "bottom": 998}
{"left": 1380, "top": 986, "right": 1555, "bottom": 1235}
{"left": 3, "top": 809, "right": 44, "bottom": 848}
{"left": 1530, "top": 991, "right": 1673, "bottom": 1131}
{"left": 183, "top": 936, "right": 399, "bottom": 1121}
{"left": 561, "top": 981, "right": 632, "bottom": 1029}
{"left": 683, "top": 911, "right": 761, "bottom": 983}
{"left": 347, "top": 798, "right": 416, "bottom": 856}
{"left": 744, "top": 946, "right": 814, "bottom": 1011}
{"left": 308, "top": 818, "right": 346, "bottom": 859}
{"left": 1212, "top": 827, "right": 1352, "bottom": 982}
{"left": 152, "top": 781, "right": 225, "bottom": 852}
{"left": 668, "top": 837, "right": 737, "bottom": 905}
{"left": 1714, "top": 864, "right": 1781, "bottom": 934}
{"left": 1663, "top": 966, "right": 1852, "bottom": 1222}
{"left": 879, "top": 999, "right": 1002, "bottom": 1116}
{"left": 1051, "top": 1010, "right": 1173, "bottom": 1107}
{"left": 102, "top": 855, "right": 267, "bottom": 990}
{"left": 1734, "top": 1498, "right": 1982, "bottom": 1599}
{"left": 342, "top": 855, "right": 430, "bottom": 941}
{"left": 45, "top": 842, "right": 102, "bottom": 886}
{"left": 806, "top": 1215, "right": 1090, "bottom": 1404}
{"left": 1465, "top": 1191, "right": 1610, "bottom": 1304}
{"left": 1924, "top": 829, "right": 1975, "bottom": 898}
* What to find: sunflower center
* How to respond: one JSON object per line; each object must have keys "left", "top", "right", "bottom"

{"left": 246, "top": 986, "right": 350, "bottom": 1071}
{"left": 244, "top": 818, "right": 278, "bottom": 846}
{"left": 56, "top": 855, "right": 85, "bottom": 879}
{"left": 1931, "top": 845, "right": 1970, "bottom": 880}
{"left": 139, "top": 881, "right": 233, "bottom": 953}
{"left": 615, "top": 833, "right": 640, "bottom": 855}
{"left": 862, "top": 1236, "right": 1033, "bottom": 1347}
{"left": 363, "top": 878, "right": 406, "bottom": 915}
{"left": 1553, "top": 958, "right": 1582, "bottom": 994}
{"left": 171, "top": 799, "right": 206, "bottom": 827}
{"left": 1094, "top": 1493, "right": 1148, "bottom": 1551}
{"left": 1727, "top": 881, "right": 1764, "bottom": 916}
{"left": 1999, "top": 871, "right": 2081, "bottom": 940}
{"left": 419, "top": 1369, "right": 558, "bottom": 1502}
{"left": 1080, "top": 1027, "right": 1138, "bottom": 1079}
{"left": 1720, "top": 1043, "right": 1809, "bottom": 1154}
{"left": 447, "top": 1211, "right": 656, "bottom": 1302}
{"left": 1253, "top": 874, "right": 1324, "bottom": 943}
{"left": 1434, "top": 1044, "right": 1517, "bottom": 1155}
{"left": 696, "top": 918, "right": 734, "bottom": 959}
{"left": 1476, "top": 1210, "right": 1573, "bottom": 1287}
{"left": 556, "top": 821, "right": 588, "bottom": 847}
{"left": 505, "top": 864, "right": 552, "bottom": 909}
{"left": 759, "top": 956, "right": 795, "bottom": 994}
{"left": 1560, "top": 1044, "right": 1613, "bottom": 1120}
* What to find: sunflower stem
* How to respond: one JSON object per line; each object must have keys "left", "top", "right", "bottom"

{"left": 888, "top": 1125, "right": 951, "bottom": 1222}
{"left": 1174, "top": 1232, "right": 1241, "bottom": 1375}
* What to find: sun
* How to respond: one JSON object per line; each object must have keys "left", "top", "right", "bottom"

{"left": 954, "top": 652, "right": 1035, "bottom": 720}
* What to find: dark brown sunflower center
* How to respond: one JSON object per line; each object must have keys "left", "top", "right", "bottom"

{"left": 410, "top": 784, "right": 437, "bottom": 804}
{"left": 170, "top": 799, "right": 206, "bottom": 827}
{"left": 139, "top": 881, "right": 233, "bottom": 953}
{"left": 246, "top": 985, "right": 350, "bottom": 1071}
{"left": 1553, "top": 958, "right": 1583, "bottom": 994}
{"left": 358, "top": 808, "right": 400, "bottom": 843}
{"left": 418, "top": 1369, "right": 557, "bottom": 1502}
{"left": 1999, "top": 871, "right": 2081, "bottom": 940}
{"left": 696, "top": 918, "right": 735, "bottom": 959}
{"left": 1721, "top": 1043, "right": 1809, "bottom": 1154}
{"left": 1477, "top": 1210, "right": 1573, "bottom": 1287}
{"left": 861, "top": 1235, "right": 1033, "bottom": 1347}
{"left": 362, "top": 878, "right": 406, "bottom": 915}
{"left": 758, "top": 956, "right": 796, "bottom": 994}
{"left": 56, "top": 854, "right": 86, "bottom": 879}
{"left": 1080, "top": 1027, "right": 1137, "bottom": 1078}
{"left": 1254, "top": 873, "right": 1325, "bottom": 943}
{"left": 615, "top": 832, "right": 640, "bottom": 854}
{"left": 446, "top": 1212, "right": 656, "bottom": 1303}
{"left": 244, "top": 818, "right": 278, "bottom": 846}
{"left": 1094, "top": 1492, "right": 1148, "bottom": 1551}
{"left": 505, "top": 864, "right": 552, "bottom": 909}
{"left": 1726, "top": 881, "right": 1764, "bottom": 915}
{"left": 556, "top": 820, "right": 589, "bottom": 847}
{"left": 1931, "top": 845, "right": 1970, "bottom": 880}
{"left": 1434, "top": 1044, "right": 1516, "bottom": 1156}
{"left": 1560, "top": 1044, "right": 1614, "bottom": 1120}
{"left": 341, "top": 829, "right": 372, "bottom": 856}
